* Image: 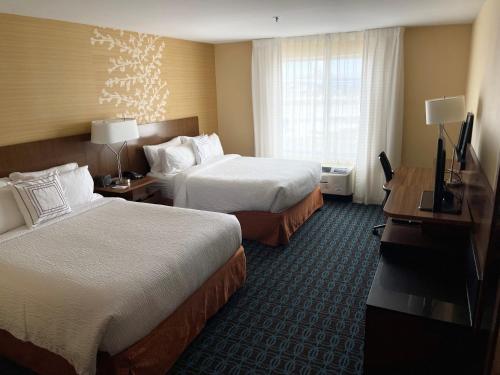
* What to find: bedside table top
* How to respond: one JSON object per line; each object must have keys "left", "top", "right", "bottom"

{"left": 94, "top": 176, "right": 158, "bottom": 194}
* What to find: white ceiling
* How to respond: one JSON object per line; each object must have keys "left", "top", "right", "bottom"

{"left": 0, "top": 0, "right": 485, "bottom": 43}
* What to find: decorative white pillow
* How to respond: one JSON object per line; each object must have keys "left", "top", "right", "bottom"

{"left": 208, "top": 133, "right": 224, "bottom": 157}
{"left": 9, "top": 162, "right": 78, "bottom": 181}
{"left": 0, "top": 178, "right": 10, "bottom": 188}
{"left": 179, "top": 135, "right": 194, "bottom": 144}
{"left": 0, "top": 187, "right": 25, "bottom": 234}
{"left": 58, "top": 166, "right": 94, "bottom": 207}
{"left": 10, "top": 174, "right": 72, "bottom": 228}
{"left": 143, "top": 137, "right": 182, "bottom": 173}
{"left": 191, "top": 135, "right": 214, "bottom": 164}
{"left": 159, "top": 143, "right": 196, "bottom": 173}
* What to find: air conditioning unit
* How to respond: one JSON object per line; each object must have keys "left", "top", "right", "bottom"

{"left": 320, "top": 166, "right": 354, "bottom": 196}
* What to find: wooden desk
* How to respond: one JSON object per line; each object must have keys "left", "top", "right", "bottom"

{"left": 383, "top": 166, "right": 471, "bottom": 226}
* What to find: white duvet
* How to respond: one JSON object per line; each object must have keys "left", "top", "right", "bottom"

{"left": 167, "top": 155, "right": 321, "bottom": 213}
{"left": 0, "top": 198, "right": 242, "bottom": 375}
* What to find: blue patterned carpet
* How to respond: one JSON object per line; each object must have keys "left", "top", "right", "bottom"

{"left": 170, "top": 199, "right": 383, "bottom": 375}
{"left": 0, "top": 199, "right": 382, "bottom": 375}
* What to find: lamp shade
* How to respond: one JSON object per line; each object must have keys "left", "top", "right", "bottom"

{"left": 425, "top": 96, "right": 465, "bottom": 125}
{"left": 91, "top": 118, "right": 139, "bottom": 144}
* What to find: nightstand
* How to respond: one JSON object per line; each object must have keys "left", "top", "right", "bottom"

{"left": 94, "top": 176, "right": 162, "bottom": 204}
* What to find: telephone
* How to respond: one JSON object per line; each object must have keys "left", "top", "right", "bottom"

{"left": 94, "top": 175, "right": 113, "bottom": 188}
{"left": 122, "top": 171, "right": 144, "bottom": 180}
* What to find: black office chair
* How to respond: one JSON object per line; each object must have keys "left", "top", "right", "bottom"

{"left": 372, "top": 151, "right": 394, "bottom": 235}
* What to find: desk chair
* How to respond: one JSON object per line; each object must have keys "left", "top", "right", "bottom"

{"left": 372, "top": 151, "right": 393, "bottom": 235}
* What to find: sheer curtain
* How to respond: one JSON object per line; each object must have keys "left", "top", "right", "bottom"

{"left": 252, "top": 27, "right": 404, "bottom": 204}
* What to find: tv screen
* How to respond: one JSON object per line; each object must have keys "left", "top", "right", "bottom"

{"left": 433, "top": 138, "right": 446, "bottom": 211}
{"left": 455, "top": 121, "right": 466, "bottom": 160}
{"left": 458, "top": 112, "right": 474, "bottom": 169}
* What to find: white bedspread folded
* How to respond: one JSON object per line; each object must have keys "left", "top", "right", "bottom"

{"left": 173, "top": 155, "right": 321, "bottom": 213}
{"left": 0, "top": 199, "right": 242, "bottom": 375}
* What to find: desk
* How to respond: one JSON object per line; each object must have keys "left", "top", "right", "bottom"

{"left": 365, "top": 146, "right": 493, "bottom": 373}
{"left": 383, "top": 166, "right": 471, "bottom": 226}
{"left": 365, "top": 166, "right": 477, "bottom": 372}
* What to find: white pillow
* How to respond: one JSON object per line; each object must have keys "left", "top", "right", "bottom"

{"left": 9, "top": 162, "right": 78, "bottom": 181}
{"left": 0, "top": 178, "right": 10, "bottom": 188}
{"left": 208, "top": 133, "right": 224, "bottom": 157}
{"left": 0, "top": 187, "right": 25, "bottom": 234}
{"left": 179, "top": 135, "right": 193, "bottom": 144}
{"left": 159, "top": 143, "right": 196, "bottom": 173}
{"left": 10, "top": 174, "right": 72, "bottom": 228}
{"left": 191, "top": 135, "right": 214, "bottom": 164}
{"left": 58, "top": 166, "right": 94, "bottom": 207}
{"left": 184, "top": 134, "right": 224, "bottom": 164}
{"left": 143, "top": 137, "right": 182, "bottom": 173}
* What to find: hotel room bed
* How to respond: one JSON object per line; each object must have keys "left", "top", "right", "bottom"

{"left": 149, "top": 154, "right": 324, "bottom": 246}
{"left": 0, "top": 197, "right": 246, "bottom": 375}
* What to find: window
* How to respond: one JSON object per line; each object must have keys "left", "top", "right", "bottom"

{"left": 282, "top": 55, "right": 362, "bottom": 164}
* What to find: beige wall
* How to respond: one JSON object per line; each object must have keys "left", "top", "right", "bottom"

{"left": 403, "top": 25, "right": 472, "bottom": 167}
{"left": 466, "top": 0, "right": 500, "bottom": 188}
{"left": 0, "top": 13, "right": 218, "bottom": 146}
{"left": 215, "top": 26, "right": 473, "bottom": 165}
{"left": 214, "top": 42, "right": 254, "bottom": 155}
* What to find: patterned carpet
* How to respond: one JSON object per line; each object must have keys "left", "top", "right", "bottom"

{"left": 0, "top": 198, "right": 383, "bottom": 375}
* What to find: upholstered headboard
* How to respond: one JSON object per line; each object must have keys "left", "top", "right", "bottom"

{"left": 0, "top": 117, "right": 199, "bottom": 177}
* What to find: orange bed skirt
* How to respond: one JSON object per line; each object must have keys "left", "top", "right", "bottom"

{"left": 0, "top": 246, "right": 246, "bottom": 375}
{"left": 234, "top": 187, "right": 324, "bottom": 246}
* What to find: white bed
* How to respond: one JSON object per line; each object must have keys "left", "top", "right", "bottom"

{"left": 149, "top": 154, "right": 321, "bottom": 213}
{"left": 0, "top": 197, "right": 242, "bottom": 375}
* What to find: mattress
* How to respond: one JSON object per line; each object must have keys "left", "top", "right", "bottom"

{"left": 0, "top": 198, "right": 242, "bottom": 375}
{"left": 148, "top": 171, "right": 176, "bottom": 200}
{"left": 152, "top": 155, "right": 321, "bottom": 213}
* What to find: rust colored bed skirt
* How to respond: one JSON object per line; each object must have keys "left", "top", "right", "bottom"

{"left": 0, "top": 246, "right": 246, "bottom": 375}
{"left": 234, "top": 187, "right": 324, "bottom": 246}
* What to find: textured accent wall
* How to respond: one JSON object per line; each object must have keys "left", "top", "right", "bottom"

{"left": 0, "top": 13, "right": 218, "bottom": 146}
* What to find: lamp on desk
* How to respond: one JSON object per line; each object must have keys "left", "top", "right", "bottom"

{"left": 425, "top": 95, "right": 465, "bottom": 185}
{"left": 91, "top": 118, "right": 139, "bottom": 186}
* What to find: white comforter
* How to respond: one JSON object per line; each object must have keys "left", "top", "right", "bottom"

{"left": 0, "top": 198, "right": 241, "bottom": 375}
{"left": 172, "top": 155, "right": 321, "bottom": 213}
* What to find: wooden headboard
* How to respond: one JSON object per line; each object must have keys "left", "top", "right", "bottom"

{"left": 0, "top": 117, "right": 199, "bottom": 177}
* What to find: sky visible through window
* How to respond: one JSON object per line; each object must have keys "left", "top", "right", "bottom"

{"left": 282, "top": 56, "right": 362, "bottom": 165}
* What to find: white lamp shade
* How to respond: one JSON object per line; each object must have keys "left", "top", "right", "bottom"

{"left": 425, "top": 95, "right": 465, "bottom": 125}
{"left": 91, "top": 118, "right": 139, "bottom": 144}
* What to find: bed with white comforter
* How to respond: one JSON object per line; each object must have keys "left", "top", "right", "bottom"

{"left": 150, "top": 154, "right": 321, "bottom": 213}
{"left": 0, "top": 197, "right": 241, "bottom": 375}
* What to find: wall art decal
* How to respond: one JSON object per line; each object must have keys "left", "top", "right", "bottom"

{"left": 90, "top": 28, "right": 170, "bottom": 123}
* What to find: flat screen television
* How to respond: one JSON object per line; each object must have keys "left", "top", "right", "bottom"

{"left": 433, "top": 138, "right": 446, "bottom": 211}
{"left": 419, "top": 137, "right": 461, "bottom": 214}
{"left": 456, "top": 112, "right": 474, "bottom": 170}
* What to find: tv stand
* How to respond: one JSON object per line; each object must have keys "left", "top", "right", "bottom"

{"left": 418, "top": 190, "right": 461, "bottom": 214}
{"left": 364, "top": 219, "right": 480, "bottom": 374}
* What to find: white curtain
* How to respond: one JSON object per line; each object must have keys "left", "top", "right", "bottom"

{"left": 252, "top": 27, "right": 404, "bottom": 204}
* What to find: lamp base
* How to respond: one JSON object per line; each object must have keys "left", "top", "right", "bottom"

{"left": 446, "top": 180, "right": 463, "bottom": 187}
{"left": 446, "top": 168, "right": 462, "bottom": 186}
{"left": 113, "top": 178, "right": 130, "bottom": 187}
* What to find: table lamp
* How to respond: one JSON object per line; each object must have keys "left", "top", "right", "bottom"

{"left": 425, "top": 95, "right": 465, "bottom": 184}
{"left": 91, "top": 118, "right": 139, "bottom": 186}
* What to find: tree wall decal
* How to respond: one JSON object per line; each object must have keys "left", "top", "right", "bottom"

{"left": 90, "top": 28, "right": 170, "bottom": 123}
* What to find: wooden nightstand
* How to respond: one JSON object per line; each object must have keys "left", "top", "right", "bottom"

{"left": 94, "top": 176, "right": 162, "bottom": 204}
